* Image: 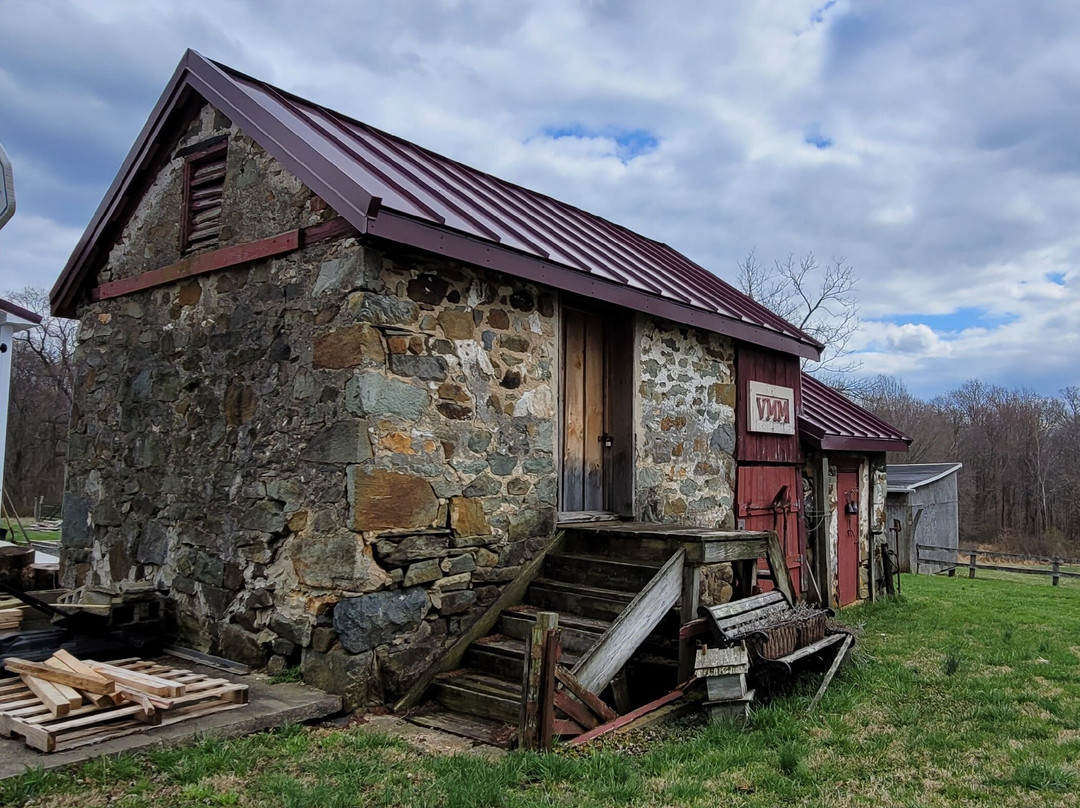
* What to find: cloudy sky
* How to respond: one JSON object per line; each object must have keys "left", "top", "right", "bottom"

{"left": 1, "top": 0, "right": 1078, "bottom": 398}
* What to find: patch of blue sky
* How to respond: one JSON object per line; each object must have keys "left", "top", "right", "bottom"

{"left": 1046, "top": 271, "right": 1067, "bottom": 286}
{"left": 804, "top": 125, "right": 832, "bottom": 149}
{"left": 876, "top": 307, "right": 1019, "bottom": 333}
{"left": 541, "top": 125, "right": 659, "bottom": 163}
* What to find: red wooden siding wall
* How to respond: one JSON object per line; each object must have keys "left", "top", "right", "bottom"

{"left": 735, "top": 345, "right": 806, "bottom": 597}
{"left": 735, "top": 346, "right": 802, "bottom": 464}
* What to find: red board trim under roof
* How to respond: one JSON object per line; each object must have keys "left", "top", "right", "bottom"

{"left": 50, "top": 50, "right": 822, "bottom": 360}
{"left": 799, "top": 373, "right": 911, "bottom": 453}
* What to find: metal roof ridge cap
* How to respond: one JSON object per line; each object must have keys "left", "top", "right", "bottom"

{"left": 187, "top": 54, "right": 381, "bottom": 228}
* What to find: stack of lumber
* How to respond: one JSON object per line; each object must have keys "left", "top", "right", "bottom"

{"left": 0, "top": 653, "right": 248, "bottom": 752}
{"left": 0, "top": 607, "right": 23, "bottom": 632}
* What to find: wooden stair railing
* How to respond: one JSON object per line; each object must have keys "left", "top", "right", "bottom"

{"left": 570, "top": 548, "right": 686, "bottom": 694}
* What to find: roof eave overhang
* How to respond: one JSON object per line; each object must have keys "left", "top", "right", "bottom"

{"left": 368, "top": 211, "right": 822, "bottom": 361}
{"left": 51, "top": 50, "right": 383, "bottom": 320}
{"left": 799, "top": 423, "right": 911, "bottom": 454}
{"left": 893, "top": 463, "right": 963, "bottom": 489}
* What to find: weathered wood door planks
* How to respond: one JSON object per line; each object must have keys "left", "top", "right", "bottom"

{"left": 562, "top": 308, "right": 606, "bottom": 512}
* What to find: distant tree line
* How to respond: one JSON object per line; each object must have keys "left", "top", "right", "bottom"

{"left": 858, "top": 376, "right": 1080, "bottom": 555}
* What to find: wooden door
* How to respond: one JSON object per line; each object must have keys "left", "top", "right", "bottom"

{"left": 562, "top": 309, "right": 606, "bottom": 512}
{"left": 836, "top": 468, "right": 860, "bottom": 605}
{"left": 737, "top": 465, "right": 805, "bottom": 596}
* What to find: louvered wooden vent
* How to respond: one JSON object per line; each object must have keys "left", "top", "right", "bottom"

{"left": 181, "top": 141, "right": 227, "bottom": 252}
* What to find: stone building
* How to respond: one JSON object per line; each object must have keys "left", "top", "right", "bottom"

{"left": 51, "top": 51, "right": 898, "bottom": 705}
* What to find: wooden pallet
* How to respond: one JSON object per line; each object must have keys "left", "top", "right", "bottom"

{"left": 0, "top": 658, "right": 248, "bottom": 753}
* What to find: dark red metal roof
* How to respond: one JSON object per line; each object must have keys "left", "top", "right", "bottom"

{"left": 50, "top": 51, "right": 822, "bottom": 359}
{"left": 799, "top": 373, "right": 911, "bottom": 453}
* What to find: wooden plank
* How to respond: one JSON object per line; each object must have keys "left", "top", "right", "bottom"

{"left": 557, "top": 511, "right": 622, "bottom": 523}
{"left": 539, "top": 629, "right": 560, "bottom": 749}
{"left": 679, "top": 563, "right": 701, "bottom": 681}
{"left": 22, "top": 677, "right": 78, "bottom": 717}
{"left": 554, "top": 718, "right": 586, "bottom": 736}
{"left": 92, "top": 229, "right": 301, "bottom": 302}
{"left": 765, "top": 531, "right": 796, "bottom": 603}
{"left": 687, "top": 539, "right": 769, "bottom": 564}
{"left": 408, "top": 711, "right": 515, "bottom": 748}
{"left": 808, "top": 634, "right": 852, "bottom": 712}
{"left": 778, "top": 632, "right": 846, "bottom": 665}
{"left": 570, "top": 523, "right": 771, "bottom": 541}
{"left": 519, "top": 611, "right": 558, "bottom": 751}
{"left": 572, "top": 549, "right": 685, "bottom": 694}
{"left": 301, "top": 216, "right": 360, "bottom": 246}
{"left": 554, "top": 666, "right": 617, "bottom": 722}
{"left": 394, "top": 532, "right": 565, "bottom": 712}
{"left": 604, "top": 313, "right": 635, "bottom": 516}
{"left": 679, "top": 618, "right": 710, "bottom": 640}
{"left": 703, "top": 591, "right": 785, "bottom": 620}
{"left": 3, "top": 659, "right": 116, "bottom": 695}
{"left": 611, "top": 668, "right": 632, "bottom": 714}
{"left": 163, "top": 645, "right": 251, "bottom": 674}
{"left": 562, "top": 310, "right": 586, "bottom": 511}
{"left": 964, "top": 563, "right": 1080, "bottom": 579}
{"left": 553, "top": 689, "right": 598, "bottom": 730}
{"left": 568, "top": 687, "right": 687, "bottom": 747}
{"left": 44, "top": 652, "right": 114, "bottom": 708}
{"left": 86, "top": 662, "right": 185, "bottom": 697}
{"left": 921, "top": 545, "right": 1080, "bottom": 566}
{"left": 434, "top": 681, "right": 520, "bottom": 724}
{"left": 582, "top": 312, "right": 605, "bottom": 511}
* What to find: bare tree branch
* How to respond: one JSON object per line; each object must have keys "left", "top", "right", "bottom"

{"left": 737, "top": 249, "right": 862, "bottom": 385}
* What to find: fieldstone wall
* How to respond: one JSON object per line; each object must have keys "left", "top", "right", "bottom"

{"left": 636, "top": 319, "right": 737, "bottom": 528}
{"left": 61, "top": 104, "right": 559, "bottom": 708}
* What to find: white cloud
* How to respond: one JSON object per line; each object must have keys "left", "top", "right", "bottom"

{"left": 0, "top": 0, "right": 1078, "bottom": 395}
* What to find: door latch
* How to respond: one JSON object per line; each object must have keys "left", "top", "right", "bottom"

{"left": 598, "top": 433, "right": 614, "bottom": 448}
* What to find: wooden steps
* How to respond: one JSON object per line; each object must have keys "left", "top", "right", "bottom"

{"left": 408, "top": 529, "right": 685, "bottom": 747}
{"left": 500, "top": 605, "right": 609, "bottom": 653}
{"left": 465, "top": 635, "right": 581, "bottom": 680}
{"left": 541, "top": 553, "right": 661, "bottom": 591}
{"left": 431, "top": 670, "right": 520, "bottom": 723}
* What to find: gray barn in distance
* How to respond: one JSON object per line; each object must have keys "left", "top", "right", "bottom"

{"left": 886, "top": 463, "right": 962, "bottom": 573}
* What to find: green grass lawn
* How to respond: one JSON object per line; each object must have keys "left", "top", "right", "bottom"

{"left": 3, "top": 573, "right": 1078, "bottom": 807}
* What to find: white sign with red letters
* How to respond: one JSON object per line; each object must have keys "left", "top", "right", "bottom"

{"left": 748, "top": 381, "right": 795, "bottom": 435}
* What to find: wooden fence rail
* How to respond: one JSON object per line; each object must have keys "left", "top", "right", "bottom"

{"left": 916, "top": 544, "right": 1080, "bottom": 586}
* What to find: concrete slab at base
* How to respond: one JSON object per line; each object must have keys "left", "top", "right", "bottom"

{"left": 0, "top": 659, "right": 342, "bottom": 780}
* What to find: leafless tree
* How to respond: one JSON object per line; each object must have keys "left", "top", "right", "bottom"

{"left": 737, "top": 249, "right": 861, "bottom": 389}
{"left": 3, "top": 287, "right": 76, "bottom": 513}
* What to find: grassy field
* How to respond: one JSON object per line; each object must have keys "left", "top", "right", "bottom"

{"left": 2, "top": 573, "right": 1078, "bottom": 808}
